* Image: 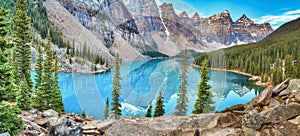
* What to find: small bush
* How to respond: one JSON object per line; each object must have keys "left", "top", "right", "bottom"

{"left": 221, "top": 104, "right": 245, "bottom": 113}
{"left": 0, "top": 101, "right": 24, "bottom": 135}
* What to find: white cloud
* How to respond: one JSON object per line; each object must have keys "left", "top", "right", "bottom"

{"left": 284, "top": 9, "right": 300, "bottom": 15}
{"left": 253, "top": 9, "right": 300, "bottom": 29}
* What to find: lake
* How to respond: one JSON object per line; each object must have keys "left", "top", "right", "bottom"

{"left": 31, "top": 58, "right": 263, "bottom": 119}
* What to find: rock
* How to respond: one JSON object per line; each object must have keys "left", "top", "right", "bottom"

{"left": 295, "top": 95, "right": 300, "bottom": 103}
{"left": 200, "top": 128, "right": 241, "bottom": 136}
{"left": 74, "top": 117, "right": 85, "bottom": 123}
{"left": 105, "top": 122, "right": 159, "bottom": 136}
{"left": 49, "top": 117, "right": 69, "bottom": 136}
{"left": 265, "top": 103, "right": 300, "bottom": 123}
{"left": 68, "top": 126, "right": 83, "bottom": 136}
{"left": 29, "top": 109, "right": 38, "bottom": 114}
{"left": 83, "top": 130, "right": 100, "bottom": 135}
{"left": 242, "top": 112, "right": 264, "bottom": 130}
{"left": 82, "top": 124, "right": 97, "bottom": 130}
{"left": 260, "top": 128, "right": 284, "bottom": 136}
{"left": 275, "top": 121, "right": 299, "bottom": 135}
{"left": 0, "top": 132, "right": 10, "bottom": 136}
{"left": 257, "top": 86, "right": 273, "bottom": 106}
{"left": 36, "top": 118, "right": 50, "bottom": 128}
{"left": 278, "top": 79, "right": 300, "bottom": 98}
{"left": 272, "top": 78, "right": 290, "bottom": 96}
{"left": 288, "top": 116, "right": 300, "bottom": 125}
{"left": 241, "top": 126, "right": 260, "bottom": 136}
{"left": 42, "top": 109, "right": 59, "bottom": 118}
{"left": 91, "top": 120, "right": 118, "bottom": 133}
{"left": 84, "top": 116, "right": 94, "bottom": 121}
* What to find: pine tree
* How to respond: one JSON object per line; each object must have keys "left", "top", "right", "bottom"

{"left": 111, "top": 52, "right": 122, "bottom": 119}
{"left": 145, "top": 102, "right": 152, "bottom": 117}
{"left": 16, "top": 76, "right": 32, "bottom": 110}
{"left": 192, "top": 59, "right": 215, "bottom": 114}
{"left": 12, "top": 0, "right": 33, "bottom": 89}
{"left": 34, "top": 38, "right": 43, "bottom": 90}
{"left": 174, "top": 48, "right": 189, "bottom": 116}
{"left": 35, "top": 33, "right": 53, "bottom": 110}
{"left": 154, "top": 92, "right": 165, "bottom": 117}
{"left": 50, "top": 58, "right": 64, "bottom": 114}
{"left": 81, "top": 109, "right": 87, "bottom": 117}
{"left": 0, "top": 9, "right": 16, "bottom": 102}
{"left": 104, "top": 97, "right": 110, "bottom": 119}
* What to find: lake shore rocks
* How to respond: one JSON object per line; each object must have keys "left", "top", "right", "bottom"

{"left": 20, "top": 79, "right": 300, "bottom": 136}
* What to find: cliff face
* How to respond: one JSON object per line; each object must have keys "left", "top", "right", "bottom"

{"left": 43, "top": 0, "right": 273, "bottom": 59}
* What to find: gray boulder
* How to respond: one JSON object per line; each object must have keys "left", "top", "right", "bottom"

{"left": 49, "top": 117, "right": 69, "bottom": 136}
{"left": 0, "top": 132, "right": 10, "bottom": 136}
{"left": 42, "top": 109, "right": 59, "bottom": 118}
{"left": 265, "top": 103, "right": 300, "bottom": 123}
{"left": 257, "top": 86, "right": 273, "bottom": 106}
{"left": 242, "top": 112, "right": 264, "bottom": 130}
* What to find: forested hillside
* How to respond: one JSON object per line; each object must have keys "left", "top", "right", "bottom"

{"left": 1, "top": 0, "right": 71, "bottom": 48}
{"left": 194, "top": 18, "right": 300, "bottom": 85}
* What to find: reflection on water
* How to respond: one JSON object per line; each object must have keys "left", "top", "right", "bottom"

{"left": 31, "top": 58, "right": 264, "bottom": 119}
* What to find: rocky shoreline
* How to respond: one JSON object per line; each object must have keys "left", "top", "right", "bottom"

{"left": 3, "top": 78, "right": 299, "bottom": 136}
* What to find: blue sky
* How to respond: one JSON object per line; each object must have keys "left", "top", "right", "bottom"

{"left": 158, "top": 0, "right": 300, "bottom": 29}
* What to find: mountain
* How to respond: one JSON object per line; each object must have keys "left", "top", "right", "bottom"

{"left": 194, "top": 17, "right": 300, "bottom": 84}
{"left": 43, "top": 0, "right": 273, "bottom": 58}
{"left": 1, "top": 0, "right": 274, "bottom": 73}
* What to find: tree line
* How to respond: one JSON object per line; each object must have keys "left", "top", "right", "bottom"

{"left": 0, "top": 0, "right": 64, "bottom": 135}
{"left": 194, "top": 19, "right": 300, "bottom": 85}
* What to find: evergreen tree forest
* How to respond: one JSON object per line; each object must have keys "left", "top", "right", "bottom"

{"left": 34, "top": 33, "right": 64, "bottom": 114}
{"left": 194, "top": 18, "right": 300, "bottom": 85}
{"left": 0, "top": 0, "right": 64, "bottom": 134}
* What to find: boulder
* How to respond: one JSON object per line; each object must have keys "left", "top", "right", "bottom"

{"left": 0, "top": 132, "right": 10, "bottom": 136}
{"left": 288, "top": 115, "right": 300, "bottom": 125}
{"left": 278, "top": 79, "right": 300, "bottom": 98}
{"left": 257, "top": 86, "right": 273, "bottom": 106}
{"left": 29, "top": 109, "right": 38, "bottom": 114}
{"left": 242, "top": 112, "right": 264, "bottom": 130}
{"left": 37, "top": 118, "right": 50, "bottom": 128}
{"left": 199, "top": 128, "right": 241, "bottom": 136}
{"left": 265, "top": 103, "right": 300, "bottom": 123}
{"left": 260, "top": 128, "right": 284, "bottom": 136}
{"left": 105, "top": 123, "right": 160, "bottom": 136}
{"left": 49, "top": 117, "right": 69, "bottom": 136}
{"left": 272, "top": 78, "right": 290, "bottom": 96}
{"left": 82, "top": 124, "right": 97, "bottom": 130}
{"left": 42, "top": 109, "right": 59, "bottom": 118}
{"left": 68, "top": 126, "right": 83, "bottom": 136}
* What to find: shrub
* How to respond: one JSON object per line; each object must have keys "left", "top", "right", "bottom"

{"left": 0, "top": 101, "right": 23, "bottom": 135}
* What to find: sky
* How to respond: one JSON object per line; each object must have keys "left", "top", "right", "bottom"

{"left": 158, "top": 0, "right": 300, "bottom": 29}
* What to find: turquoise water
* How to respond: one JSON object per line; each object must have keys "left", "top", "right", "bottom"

{"left": 31, "top": 58, "right": 263, "bottom": 119}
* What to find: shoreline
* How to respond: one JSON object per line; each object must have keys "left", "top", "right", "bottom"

{"left": 191, "top": 64, "right": 270, "bottom": 87}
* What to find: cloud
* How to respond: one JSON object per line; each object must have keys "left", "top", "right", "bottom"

{"left": 253, "top": 9, "right": 300, "bottom": 29}
{"left": 284, "top": 9, "right": 300, "bottom": 15}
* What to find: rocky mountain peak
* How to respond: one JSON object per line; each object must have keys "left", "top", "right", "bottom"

{"left": 192, "top": 12, "right": 200, "bottom": 20}
{"left": 180, "top": 11, "right": 189, "bottom": 18}
{"left": 160, "top": 3, "right": 175, "bottom": 13}
{"left": 236, "top": 14, "right": 254, "bottom": 25}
